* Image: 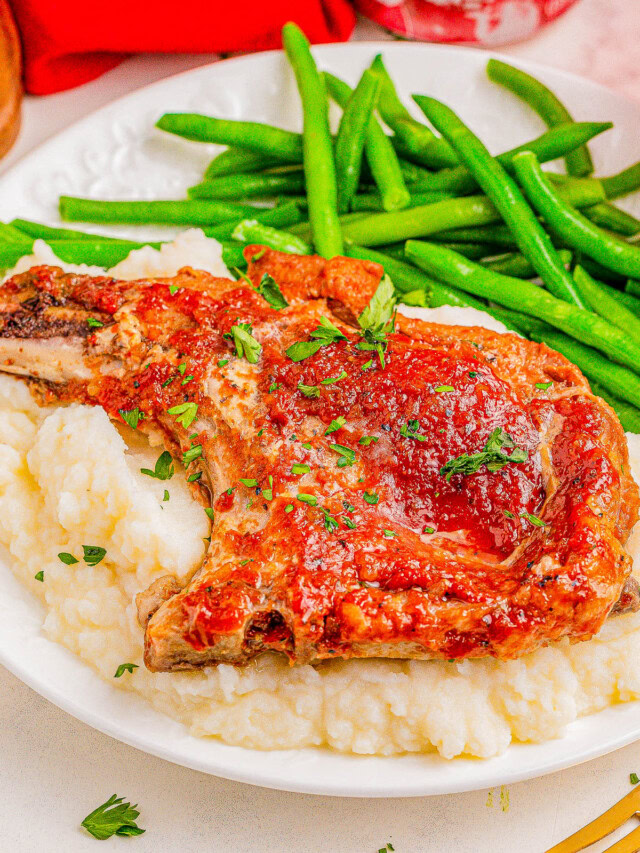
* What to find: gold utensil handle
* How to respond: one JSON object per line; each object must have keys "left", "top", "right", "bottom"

{"left": 0, "top": 0, "right": 22, "bottom": 159}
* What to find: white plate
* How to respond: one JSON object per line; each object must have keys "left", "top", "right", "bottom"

{"left": 1, "top": 43, "right": 640, "bottom": 798}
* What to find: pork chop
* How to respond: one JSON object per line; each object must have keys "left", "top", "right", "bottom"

{"left": 0, "top": 248, "right": 637, "bottom": 670}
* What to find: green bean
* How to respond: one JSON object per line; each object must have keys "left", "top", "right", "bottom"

{"left": 414, "top": 96, "right": 585, "bottom": 307}
{"left": 341, "top": 178, "right": 604, "bottom": 249}
{"left": 589, "top": 382, "right": 640, "bottom": 432}
{"left": 626, "top": 280, "right": 640, "bottom": 299}
{"left": 204, "top": 147, "right": 286, "bottom": 179}
{"left": 0, "top": 238, "right": 166, "bottom": 271}
{"left": 486, "top": 58, "right": 593, "bottom": 177}
{"left": 604, "top": 285, "right": 640, "bottom": 318}
{"left": 404, "top": 239, "right": 640, "bottom": 372}
{"left": 349, "top": 189, "right": 454, "bottom": 211}
{"left": 334, "top": 69, "right": 380, "bottom": 214}
{"left": 430, "top": 224, "right": 517, "bottom": 247}
{"left": 203, "top": 201, "right": 303, "bottom": 240}
{"left": 156, "top": 113, "right": 303, "bottom": 162}
{"left": 483, "top": 248, "right": 572, "bottom": 279}
{"left": 513, "top": 151, "right": 640, "bottom": 279}
{"left": 345, "top": 243, "right": 486, "bottom": 310}
{"left": 188, "top": 171, "right": 305, "bottom": 200}
{"left": 409, "top": 122, "right": 611, "bottom": 196}
{"left": 582, "top": 202, "right": 640, "bottom": 237}
{"left": 572, "top": 265, "right": 640, "bottom": 346}
{"left": 0, "top": 222, "right": 32, "bottom": 243}
{"left": 576, "top": 255, "right": 626, "bottom": 284}
{"left": 11, "top": 219, "right": 133, "bottom": 243}
{"left": 324, "top": 72, "right": 410, "bottom": 212}
{"left": 232, "top": 219, "right": 311, "bottom": 255}
{"left": 60, "top": 197, "right": 261, "bottom": 226}
{"left": 282, "top": 24, "right": 342, "bottom": 258}
{"left": 601, "top": 161, "right": 640, "bottom": 200}
{"left": 368, "top": 54, "right": 458, "bottom": 170}
{"left": 221, "top": 243, "right": 248, "bottom": 270}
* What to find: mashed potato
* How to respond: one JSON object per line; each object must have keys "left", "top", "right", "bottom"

{"left": 1, "top": 234, "right": 640, "bottom": 760}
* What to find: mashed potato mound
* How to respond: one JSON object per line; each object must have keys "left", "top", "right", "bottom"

{"left": 1, "top": 237, "right": 640, "bottom": 759}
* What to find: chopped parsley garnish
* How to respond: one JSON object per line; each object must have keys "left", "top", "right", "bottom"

{"left": 181, "top": 374, "right": 194, "bottom": 385}
{"left": 321, "top": 371, "right": 347, "bottom": 385}
{"left": 140, "top": 450, "right": 174, "bottom": 481}
{"left": 520, "top": 511, "right": 546, "bottom": 527}
{"left": 225, "top": 322, "right": 262, "bottom": 363}
{"left": 363, "top": 491, "right": 379, "bottom": 505}
{"left": 329, "top": 443, "right": 355, "bottom": 468}
{"left": 163, "top": 489, "right": 170, "bottom": 502}
{"left": 268, "top": 382, "right": 282, "bottom": 393}
{"left": 286, "top": 317, "right": 347, "bottom": 362}
{"left": 535, "top": 381, "right": 553, "bottom": 390}
{"left": 86, "top": 317, "right": 103, "bottom": 329}
{"left": 34, "top": 570, "right": 44, "bottom": 582}
{"left": 82, "top": 545, "right": 106, "bottom": 566}
{"left": 284, "top": 504, "right": 294, "bottom": 513}
{"left": 162, "top": 376, "right": 174, "bottom": 387}
{"left": 383, "top": 529, "right": 396, "bottom": 538}
{"left": 256, "top": 273, "right": 288, "bottom": 310}
{"left": 400, "top": 419, "right": 427, "bottom": 442}
{"left": 468, "top": 371, "right": 478, "bottom": 378}
{"left": 169, "top": 284, "right": 180, "bottom": 295}
{"left": 356, "top": 274, "right": 396, "bottom": 368}
{"left": 114, "top": 663, "right": 138, "bottom": 678}
{"left": 342, "top": 516, "right": 356, "bottom": 529}
{"left": 240, "top": 477, "right": 258, "bottom": 488}
{"left": 503, "top": 509, "right": 515, "bottom": 519}
{"left": 205, "top": 507, "right": 214, "bottom": 521}
{"left": 119, "top": 407, "right": 143, "bottom": 430}
{"left": 361, "top": 359, "right": 374, "bottom": 371}
{"left": 239, "top": 558, "right": 253, "bottom": 566}
{"left": 250, "top": 248, "right": 267, "bottom": 263}
{"left": 182, "top": 444, "right": 202, "bottom": 466}
{"left": 321, "top": 509, "right": 339, "bottom": 533}
{"left": 631, "top": 772, "right": 639, "bottom": 785}
{"left": 291, "top": 463, "right": 310, "bottom": 475}
{"left": 187, "top": 471, "right": 202, "bottom": 482}
{"left": 80, "top": 794, "right": 145, "bottom": 840}
{"left": 440, "top": 427, "right": 528, "bottom": 482}
{"left": 423, "top": 526, "right": 435, "bottom": 534}
{"left": 325, "top": 416, "right": 345, "bottom": 436}
{"left": 297, "top": 493, "right": 318, "bottom": 507}
{"left": 178, "top": 362, "right": 187, "bottom": 375}
{"left": 297, "top": 382, "right": 320, "bottom": 398}
{"left": 302, "top": 442, "right": 312, "bottom": 449}
{"left": 435, "top": 385, "right": 454, "bottom": 393}
{"left": 343, "top": 502, "right": 356, "bottom": 513}
{"left": 218, "top": 358, "right": 229, "bottom": 367}
{"left": 359, "top": 435, "right": 378, "bottom": 446}
{"left": 58, "top": 552, "right": 79, "bottom": 565}
{"left": 263, "top": 475, "right": 274, "bottom": 500}
{"left": 167, "top": 401, "right": 198, "bottom": 429}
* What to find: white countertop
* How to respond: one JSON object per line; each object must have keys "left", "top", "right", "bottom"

{"left": 2, "top": 1, "right": 640, "bottom": 850}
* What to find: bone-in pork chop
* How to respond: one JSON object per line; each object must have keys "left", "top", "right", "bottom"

{"left": 0, "top": 248, "right": 637, "bottom": 670}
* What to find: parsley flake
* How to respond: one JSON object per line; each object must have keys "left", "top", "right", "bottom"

{"left": 34, "top": 570, "right": 44, "bottom": 582}
{"left": 297, "top": 493, "right": 318, "bottom": 507}
{"left": 187, "top": 471, "right": 202, "bottom": 482}
{"left": 520, "top": 511, "right": 546, "bottom": 528}
{"left": 329, "top": 443, "right": 355, "bottom": 468}
{"left": 169, "top": 284, "right": 180, "bottom": 295}
{"left": 356, "top": 275, "right": 396, "bottom": 368}
{"left": 225, "top": 323, "right": 262, "bottom": 363}
{"left": 80, "top": 794, "right": 145, "bottom": 840}
{"left": 205, "top": 507, "right": 214, "bottom": 521}
{"left": 86, "top": 317, "right": 103, "bottom": 329}
{"left": 58, "top": 552, "right": 79, "bottom": 565}
{"left": 440, "top": 428, "right": 528, "bottom": 482}
{"left": 119, "top": 407, "right": 143, "bottom": 430}
{"left": 325, "top": 416, "right": 346, "bottom": 436}
{"left": 383, "top": 529, "right": 396, "bottom": 538}
{"left": 256, "top": 273, "right": 288, "bottom": 310}
{"left": 363, "top": 491, "right": 379, "bottom": 505}
{"left": 361, "top": 359, "right": 374, "bottom": 371}
{"left": 359, "top": 435, "right": 378, "bottom": 446}
{"left": 321, "top": 509, "right": 339, "bottom": 533}
{"left": 182, "top": 444, "right": 202, "bottom": 466}
{"left": 163, "top": 489, "right": 170, "bottom": 502}
{"left": 400, "top": 419, "right": 427, "bottom": 442}
{"left": 218, "top": 358, "right": 229, "bottom": 367}
{"left": 535, "top": 381, "right": 553, "bottom": 391}
{"left": 140, "top": 450, "right": 174, "bottom": 481}
{"left": 423, "top": 526, "right": 435, "bottom": 534}
{"left": 114, "top": 663, "right": 138, "bottom": 678}
{"left": 342, "top": 516, "right": 356, "bottom": 529}
{"left": 83, "top": 545, "right": 106, "bottom": 566}
{"left": 631, "top": 773, "right": 639, "bottom": 785}
{"left": 284, "top": 504, "right": 294, "bottom": 513}
{"left": 286, "top": 317, "right": 347, "bottom": 362}
{"left": 240, "top": 477, "right": 258, "bottom": 488}
{"left": 167, "top": 401, "right": 198, "bottom": 429}
{"left": 177, "top": 362, "right": 187, "bottom": 375}
{"left": 297, "top": 382, "right": 320, "bottom": 398}
{"left": 291, "top": 464, "right": 310, "bottom": 476}
{"left": 503, "top": 509, "right": 515, "bottom": 519}
{"left": 435, "top": 385, "right": 454, "bottom": 393}
{"left": 321, "top": 371, "right": 347, "bottom": 385}
{"left": 268, "top": 382, "right": 282, "bottom": 393}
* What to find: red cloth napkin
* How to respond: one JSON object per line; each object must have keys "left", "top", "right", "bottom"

{"left": 8, "top": 0, "right": 356, "bottom": 95}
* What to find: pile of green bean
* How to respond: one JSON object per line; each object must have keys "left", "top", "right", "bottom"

{"left": 2, "top": 24, "right": 640, "bottom": 428}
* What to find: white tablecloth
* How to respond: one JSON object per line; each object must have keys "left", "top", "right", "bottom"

{"left": 2, "top": 2, "right": 640, "bottom": 849}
